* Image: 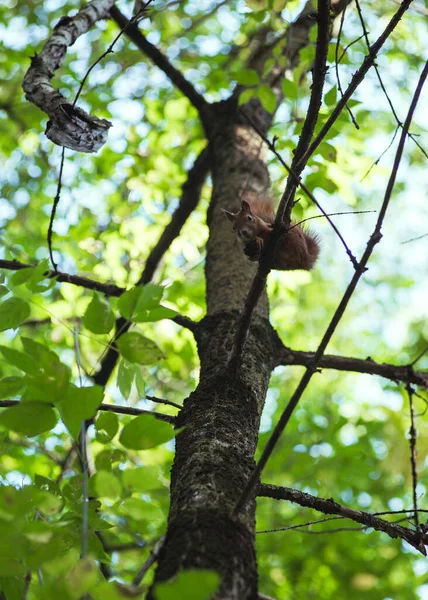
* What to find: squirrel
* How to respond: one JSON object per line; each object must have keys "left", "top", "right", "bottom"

{"left": 222, "top": 192, "right": 320, "bottom": 271}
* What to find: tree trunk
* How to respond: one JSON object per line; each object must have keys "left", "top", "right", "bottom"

{"left": 150, "top": 2, "right": 353, "bottom": 596}
{"left": 150, "top": 106, "right": 276, "bottom": 599}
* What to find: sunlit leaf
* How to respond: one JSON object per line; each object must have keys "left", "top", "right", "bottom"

{"left": 57, "top": 385, "right": 104, "bottom": 438}
{"left": 0, "top": 297, "right": 30, "bottom": 331}
{"left": 154, "top": 569, "right": 220, "bottom": 600}
{"left": 83, "top": 293, "right": 115, "bottom": 334}
{"left": 116, "top": 332, "right": 165, "bottom": 364}
{"left": 0, "top": 402, "right": 57, "bottom": 437}
{"left": 119, "top": 414, "right": 174, "bottom": 450}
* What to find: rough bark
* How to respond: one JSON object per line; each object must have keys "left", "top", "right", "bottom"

{"left": 149, "top": 97, "right": 277, "bottom": 598}
{"left": 22, "top": 0, "right": 114, "bottom": 152}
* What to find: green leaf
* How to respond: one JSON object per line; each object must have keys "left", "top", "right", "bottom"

{"left": 0, "top": 285, "right": 9, "bottom": 297}
{"left": 83, "top": 293, "right": 115, "bottom": 334}
{"left": 134, "top": 305, "right": 177, "bottom": 323}
{"left": 238, "top": 88, "right": 257, "bottom": 106}
{"left": 154, "top": 570, "right": 220, "bottom": 600}
{"left": 120, "top": 497, "right": 152, "bottom": 521}
{"left": 20, "top": 338, "right": 69, "bottom": 403}
{"left": 0, "top": 376, "right": 25, "bottom": 397}
{"left": 0, "top": 297, "right": 30, "bottom": 331}
{"left": 36, "top": 491, "right": 63, "bottom": 516}
{"left": 94, "top": 471, "right": 122, "bottom": 500}
{"left": 263, "top": 58, "right": 275, "bottom": 79}
{"left": 324, "top": 85, "right": 337, "bottom": 107}
{"left": 0, "top": 346, "right": 39, "bottom": 375}
{"left": 117, "top": 359, "right": 136, "bottom": 399}
{"left": 57, "top": 385, "right": 104, "bottom": 438}
{"left": 0, "top": 402, "right": 57, "bottom": 437}
{"left": 281, "top": 78, "right": 298, "bottom": 100}
{"left": 234, "top": 69, "right": 259, "bottom": 86}
{"left": 122, "top": 466, "right": 162, "bottom": 493}
{"left": 95, "top": 412, "right": 119, "bottom": 443}
{"left": 66, "top": 558, "right": 99, "bottom": 600}
{"left": 119, "top": 414, "right": 174, "bottom": 450}
{"left": 118, "top": 284, "right": 164, "bottom": 321}
{"left": 258, "top": 84, "right": 277, "bottom": 113}
{"left": 10, "top": 259, "right": 52, "bottom": 292}
{"left": 135, "top": 368, "right": 146, "bottom": 397}
{"left": 116, "top": 332, "right": 165, "bottom": 364}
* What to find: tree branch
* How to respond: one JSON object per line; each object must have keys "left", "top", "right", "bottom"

{"left": 228, "top": 0, "right": 331, "bottom": 373}
{"left": 109, "top": 5, "right": 210, "bottom": 123}
{"left": 0, "top": 400, "right": 176, "bottom": 425}
{"left": 258, "top": 483, "right": 427, "bottom": 555}
{"left": 274, "top": 345, "right": 428, "bottom": 389}
{"left": 22, "top": 0, "right": 114, "bottom": 152}
{"left": 93, "top": 147, "right": 208, "bottom": 386}
{"left": 0, "top": 259, "right": 125, "bottom": 296}
{"left": 301, "top": 0, "right": 415, "bottom": 166}
{"left": 233, "top": 57, "right": 428, "bottom": 516}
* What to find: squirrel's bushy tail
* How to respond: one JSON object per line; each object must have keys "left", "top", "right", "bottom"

{"left": 273, "top": 225, "right": 320, "bottom": 271}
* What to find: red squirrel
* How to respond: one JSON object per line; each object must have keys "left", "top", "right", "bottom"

{"left": 222, "top": 193, "right": 320, "bottom": 271}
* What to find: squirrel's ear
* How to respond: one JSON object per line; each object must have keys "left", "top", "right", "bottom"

{"left": 241, "top": 200, "right": 251, "bottom": 213}
{"left": 222, "top": 208, "right": 235, "bottom": 222}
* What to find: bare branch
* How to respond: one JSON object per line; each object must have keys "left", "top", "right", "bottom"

{"left": 233, "top": 58, "right": 428, "bottom": 516}
{"left": 354, "top": 0, "right": 428, "bottom": 161}
{"left": 258, "top": 483, "right": 427, "bottom": 555}
{"left": 228, "top": 0, "right": 331, "bottom": 373}
{"left": 0, "top": 400, "right": 176, "bottom": 425}
{"left": 145, "top": 395, "right": 182, "bottom": 410}
{"left": 0, "top": 259, "right": 125, "bottom": 296}
{"left": 93, "top": 148, "right": 208, "bottom": 386}
{"left": 132, "top": 536, "right": 165, "bottom": 586}
{"left": 238, "top": 110, "right": 359, "bottom": 268}
{"left": 302, "top": 0, "right": 415, "bottom": 165}
{"left": 109, "top": 5, "right": 210, "bottom": 122}
{"left": 335, "top": 5, "right": 359, "bottom": 129}
{"left": 407, "top": 385, "right": 420, "bottom": 530}
{"left": 137, "top": 148, "right": 210, "bottom": 286}
{"left": 22, "top": 0, "right": 114, "bottom": 152}
{"left": 274, "top": 345, "right": 428, "bottom": 389}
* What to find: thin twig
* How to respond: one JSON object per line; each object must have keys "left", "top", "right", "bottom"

{"left": 93, "top": 148, "right": 209, "bottom": 387}
{"left": 354, "top": 0, "right": 428, "bottom": 162}
{"left": 239, "top": 110, "right": 359, "bottom": 268}
{"left": 338, "top": 33, "right": 365, "bottom": 64}
{"left": 0, "top": 400, "right": 176, "bottom": 425}
{"left": 334, "top": 4, "right": 359, "bottom": 128}
{"left": 46, "top": 2, "right": 154, "bottom": 272}
{"left": 233, "top": 58, "right": 428, "bottom": 517}
{"left": 406, "top": 385, "right": 420, "bottom": 530}
{"left": 145, "top": 395, "right": 182, "bottom": 410}
{"left": 132, "top": 536, "right": 165, "bottom": 586}
{"left": 227, "top": 0, "right": 332, "bottom": 373}
{"left": 257, "top": 483, "right": 427, "bottom": 554}
{"left": 409, "top": 345, "right": 428, "bottom": 367}
{"left": 290, "top": 210, "right": 376, "bottom": 230}
{"left": 257, "top": 516, "right": 343, "bottom": 534}
{"left": 401, "top": 232, "right": 428, "bottom": 245}
{"left": 47, "top": 147, "right": 65, "bottom": 271}
{"left": 109, "top": 5, "right": 210, "bottom": 119}
{"left": 73, "top": 1, "right": 154, "bottom": 108}
{"left": 0, "top": 259, "right": 125, "bottom": 296}
{"left": 360, "top": 126, "right": 399, "bottom": 182}
{"left": 302, "top": 0, "right": 415, "bottom": 166}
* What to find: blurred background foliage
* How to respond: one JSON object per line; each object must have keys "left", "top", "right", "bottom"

{"left": 0, "top": 0, "right": 427, "bottom": 598}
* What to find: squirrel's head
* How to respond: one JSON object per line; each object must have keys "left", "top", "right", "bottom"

{"left": 222, "top": 200, "right": 259, "bottom": 241}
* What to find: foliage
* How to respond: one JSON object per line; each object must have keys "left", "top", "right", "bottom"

{"left": 0, "top": 0, "right": 427, "bottom": 599}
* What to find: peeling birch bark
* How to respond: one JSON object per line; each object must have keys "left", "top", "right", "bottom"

{"left": 22, "top": 0, "right": 114, "bottom": 152}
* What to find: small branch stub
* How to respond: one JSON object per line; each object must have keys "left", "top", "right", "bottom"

{"left": 22, "top": 0, "right": 114, "bottom": 152}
